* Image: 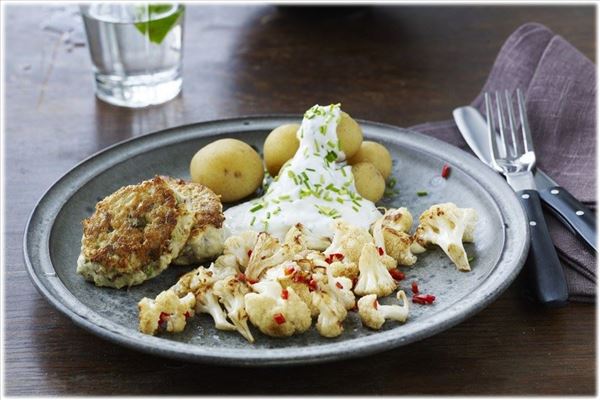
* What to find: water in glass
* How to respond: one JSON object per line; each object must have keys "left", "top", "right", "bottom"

{"left": 81, "top": 3, "right": 184, "bottom": 108}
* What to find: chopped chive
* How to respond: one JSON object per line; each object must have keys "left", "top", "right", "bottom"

{"left": 352, "top": 206, "right": 360, "bottom": 212}
{"left": 325, "top": 151, "right": 337, "bottom": 163}
{"left": 417, "top": 191, "right": 428, "bottom": 197}
{"left": 306, "top": 168, "right": 316, "bottom": 172}
{"left": 336, "top": 197, "right": 344, "bottom": 204}
{"left": 250, "top": 204, "right": 264, "bottom": 212}
{"left": 468, "top": 256, "right": 475, "bottom": 263}
{"left": 320, "top": 125, "right": 327, "bottom": 135}
{"left": 387, "top": 177, "right": 397, "bottom": 189}
{"left": 301, "top": 171, "right": 309, "bottom": 182}
{"left": 250, "top": 216, "right": 256, "bottom": 225}
{"left": 340, "top": 168, "right": 347, "bottom": 177}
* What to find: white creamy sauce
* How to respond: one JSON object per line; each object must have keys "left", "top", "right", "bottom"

{"left": 224, "top": 104, "right": 383, "bottom": 240}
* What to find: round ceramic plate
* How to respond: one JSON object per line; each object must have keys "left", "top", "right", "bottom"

{"left": 24, "top": 116, "right": 529, "bottom": 366}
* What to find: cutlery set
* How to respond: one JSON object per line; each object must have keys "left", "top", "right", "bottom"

{"left": 453, "top": 89, "right": 596, "bottom": 307}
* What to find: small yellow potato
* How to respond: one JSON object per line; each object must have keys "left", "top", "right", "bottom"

{"left": 337, "top": 112, "right": 363, "bottom": 159}
{"left": 348, "top": 141, "right": 393, "bottom": 179}
{"left": 264, "top": 124, "right": 300, "bottom": 177}
{"left": 190, "top": 139, "right": 264, "bottom": 202}
{"left": 352, "top": 162, "right": 385, "bottom": 203}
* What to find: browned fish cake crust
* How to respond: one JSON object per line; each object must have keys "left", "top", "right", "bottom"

{"left": 78, "top": 176, "right": 194, "bottom": 287}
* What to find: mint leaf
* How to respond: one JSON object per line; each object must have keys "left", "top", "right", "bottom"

{"left": 135, "top": 4, "right": 184, "bottom": 45}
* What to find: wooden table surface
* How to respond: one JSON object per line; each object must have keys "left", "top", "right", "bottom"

{"left": 4, "top": 4, "right": 596, "bottom": 395}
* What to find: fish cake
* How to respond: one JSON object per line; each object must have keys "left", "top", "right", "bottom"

{"left": 76, "top": 176, "right": 194, "bottom": 288}
{"left": 164, "top": 177, "right": 225, "bottom": 265}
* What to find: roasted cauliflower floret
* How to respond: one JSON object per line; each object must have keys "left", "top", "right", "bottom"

{"left": 213, "top": 275, "right": 254, "bottom": 343}
{"left": 354, "top": 243, "right": 398, "bottom": 297}
{"left": 328, "top": 260, "right": 359, "bottom": 281}
{"left": 324, "top": 266, "right": 355, "bottom": 310}
{"left": 210, "top": 254, "right": 240, "bottom": 280}
{"left": 311, "top": 284, "right": 347, "bottom": 338}
{"left": 245, "top": 232, "right": 295, "bottom": 280}
{"left": 372, "top": 208, "right": 417, "bottom": 266}
{"left": 171, "top": 267, "right": 236, "bottom": 331}
{"left": 244, "top": 280, "right": 312, "bottom": 337}
{"left": 284, "top": 223, "right": 332, "bottom": 251}
{"left": 357, "top": 290, "right": 409, "bottom": 330}
{"left": 223, "top": 230, "right": 259, "bottom": 270}
{"left": 324, "top": 220, "right": 374, "bottom": 264}
{"left": 138, "top": 290, "right": 195, "bottom": 335}
{"left": 414, "top": 203, "right": 478, "bottom": 271}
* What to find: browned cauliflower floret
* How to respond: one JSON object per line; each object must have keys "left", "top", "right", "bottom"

{"left": 311, "top": 287, "right": 347, "bottom": 337}
{"left": 244, "top": 280, "right": 312, "bottom": 337}
{"left": 357, "top": 290, "right": 409, "bottom": 330}
{"left": 372, "top": 208, "right": 417, "bottom": 266}
{"left": 213, "top": 275, "right": 254, "bottom": 343}
{"left": 138, "top": 290, "right": 195, "bottom": 335}
{"left": 245, "top": 232, "right": 295, "bottom": 280}
{"left": 284, "top": 223, "right": 332, "bottom": 251}
{"left": 413, "top": 203, "right": 478, "bottom": 271}
{"left": 223, "top": 230, "right": 259, "bottom": 270}
{"left": 324, "top": 220, "right": 374, "bottom": 264}
{"left": 328, "top": 260, "right": 359, "bottom": 281}
{"left": 171, "top": 267, "right": 236, "bottom": 331}
{"left": 354, "top": 243, "right": 398, "bottom": 297}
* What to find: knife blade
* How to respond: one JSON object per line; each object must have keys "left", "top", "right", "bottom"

{"left": 453, "top": 106, "right": 597, "bottom": 252}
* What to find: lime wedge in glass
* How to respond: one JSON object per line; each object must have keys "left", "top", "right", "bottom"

{"left": 135, "top": 4, "right": 184, "bottom": 45}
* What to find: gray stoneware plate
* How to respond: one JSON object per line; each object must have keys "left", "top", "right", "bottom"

{"left": 24, "top": 116, "right": 529, "bottom": 366}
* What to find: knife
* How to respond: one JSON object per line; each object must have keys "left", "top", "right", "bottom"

{"left": 453, "top": 106, "right": 597, "bottom": 252}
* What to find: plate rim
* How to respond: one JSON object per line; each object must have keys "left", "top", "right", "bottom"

{"left": 23, "top": 115, "right": 530, "bottom": 366}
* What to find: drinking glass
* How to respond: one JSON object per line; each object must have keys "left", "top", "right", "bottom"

{"left": 80, "top": 3, "right": 184, "bottom": 108}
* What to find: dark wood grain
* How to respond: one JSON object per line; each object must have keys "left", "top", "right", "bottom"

{"left": 4, "top": 4, "right": 596, "bottom": 395}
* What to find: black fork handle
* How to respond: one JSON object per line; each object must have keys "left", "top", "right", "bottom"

{"left": 518, "top": 189, "right": 569, "bottom": 307}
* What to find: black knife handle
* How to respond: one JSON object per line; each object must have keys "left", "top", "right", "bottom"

{"left": 539, "top": 186, "right": 597, "bottom": 252}
{"left": 518, "top": 190, "right": 569, "bottom": 307}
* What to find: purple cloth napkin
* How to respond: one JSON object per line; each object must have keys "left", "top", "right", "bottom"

{"left": 410, "top": 23, "right": 596, "bottom": 303}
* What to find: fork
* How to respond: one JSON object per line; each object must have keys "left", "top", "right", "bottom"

{"left": 485, "top": 89, "right": 569, "bottom": 307}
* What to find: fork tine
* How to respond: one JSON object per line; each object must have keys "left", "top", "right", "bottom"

{"left": 517, "top": 89, "right": 535, "bottom": 153}
{"left": 494, "top": 91, "right": 508, "bottom": 157}
{"left": 504, "top": 90, "right": 519, "bottom": 156}
{"left": 485, "top": 93, "right": 501, "bottom": 165}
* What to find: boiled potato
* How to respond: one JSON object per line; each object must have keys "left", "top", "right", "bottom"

{"left": 190, "top": 139, "right": 264, "bottom": 202}
{"left": 352, "top": 162, "right": 385, "bottom": 203}
{"left": 264, "top": 123, "right": 300, "bottom": 177}
{"left": 348, "top": 141, "right": 392, "bottom": 179}
{"left": 337, "top": 112, "right": 363, "bottom": 159}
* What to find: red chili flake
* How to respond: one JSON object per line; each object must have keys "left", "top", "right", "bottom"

{"left": 273, "top": 313, "right": 286, "bottom": 325}
{"left": 158, "top": 312, "right": 170, "bottom": 325}
{"left": 184, "top": 311, "right": 191, "bottom": 320}
{"left": 247, "top": 249, "right": 253, "bottom": 258}
{"left": 331, "top": 253, "right": 345, "bottom": 262}
{"left": 441, "top": 164, "right": 451, "bottom": 179}
{"left": 281, "top": 289, "right": 289, "bottom": 300}
{"left": 378, "top": 247, "right": 385, "bottom": 256}
{"left": 236, "top": 273, "right": 246, "bottom": 282}
{"left": 352, "top": 277, "right": 358, "bottom": 288}
{"left": 411, "top": 281, "right": 419, "bottom": 295}
{"left": 335, "top": 281, "right": 344, "bottom": 289}
{"left": 389, "top": 269, "right": 405, "bottom": 281}
{"left": 308, "top": 279, "right": 318, "bottom": 292}
{"left": 293, "top": 273, "right": 307, "bottom": 284}
{"left": 373, "top": 300, "right": 379, "bottom": 310}
{"left": 246, "top": 277, "right": 259, "bottom": 285}
{"left": 284, "top": 266, "right": 295, "bottom": 275}
{"left": 412, "top": 294, "right": 436, "bottom": 304}
{"left": 324, "top": 255, "right": 332, "bottom": 264}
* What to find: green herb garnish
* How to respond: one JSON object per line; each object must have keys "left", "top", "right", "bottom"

{"left": 135, "top": 4, "right": 184, "bottom": 45}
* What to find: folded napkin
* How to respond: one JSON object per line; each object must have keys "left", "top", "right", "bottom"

{"left": 410, "top": 23, "right": 596, "bottom": 303}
